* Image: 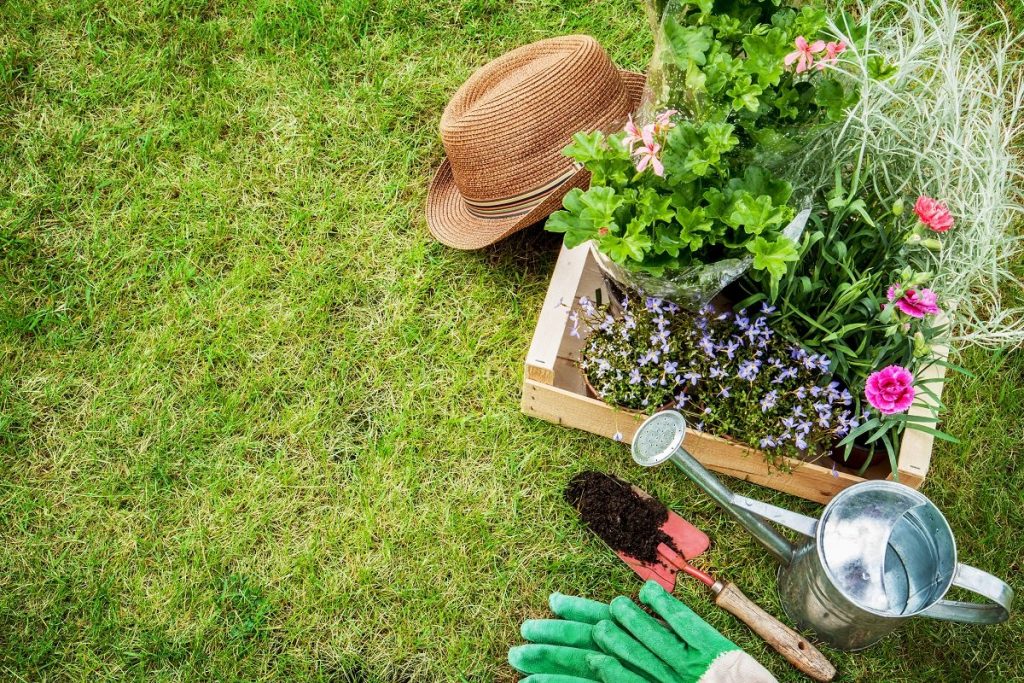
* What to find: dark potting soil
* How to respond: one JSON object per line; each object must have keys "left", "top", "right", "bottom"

{"left": 564, "top": 471, "right": 676, "bottom": 563}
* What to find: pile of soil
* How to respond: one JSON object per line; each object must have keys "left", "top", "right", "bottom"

{"left": 564, "top": 471, "right": 675, "bottom": 563}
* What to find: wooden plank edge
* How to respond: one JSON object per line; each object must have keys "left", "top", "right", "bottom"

{"left": 893, "top": 343, "right": 949, "bottom": 489}
{"left": 524, "top": 243, "right": 591, "bottom": 386}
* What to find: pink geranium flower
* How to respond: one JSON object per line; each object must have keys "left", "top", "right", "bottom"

{"left": 887, "top": 284, "right": 941, "bottom": 318}
{"left": 914, "top": 196, "right": 955, "bottom": 232}
{"left": 865, "top": 365, "right": 916, "bottom": 415}
{"left": 633, "top": 125, "right": 664, "bottom": 177}
{"left": 654, "top": 109, "right": 678, "bottom": 135}
{"left": 785, "top": 36, "right": 826, "bottom": 74}
{"left": 623, "top": 115, "right": 644, "bottom": 152}
{"left": 817, "top": 41, "right": 847, "bottom": 69}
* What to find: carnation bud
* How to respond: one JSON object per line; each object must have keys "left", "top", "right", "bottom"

{"left": 922, "top": 238, "right": 942, "bottom": 252}
{"left": 913, "top": 331, "right": 930, "bottom": 357}
{"left": 892, "top": 198, "right": 905, "bottom": 216}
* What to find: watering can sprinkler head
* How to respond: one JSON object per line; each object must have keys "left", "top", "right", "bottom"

{"left": 631, "top": 410, "right": 689, "bottom": 468}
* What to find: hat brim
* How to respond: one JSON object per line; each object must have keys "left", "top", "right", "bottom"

{"left": 427, "top": 69, "right": 646, "bottom": 250}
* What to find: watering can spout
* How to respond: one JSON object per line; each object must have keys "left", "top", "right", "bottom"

{"left": 631, "top": 411, "right": 808, "bottom": 566}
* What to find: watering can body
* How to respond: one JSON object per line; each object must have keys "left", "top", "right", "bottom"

{"left": 631, "top": 411, "right": 1014, "bottom": 651}
{"left": 766, "top": 483, "right": 1013, "bottom": 650}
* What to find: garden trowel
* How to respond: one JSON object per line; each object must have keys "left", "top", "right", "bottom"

{"left": 587, "top": 479, "right": 837, "bottom": 682}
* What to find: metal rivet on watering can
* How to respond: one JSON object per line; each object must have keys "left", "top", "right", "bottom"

{"left": 632, "top": 411, "right": 1014, "bottom": 650}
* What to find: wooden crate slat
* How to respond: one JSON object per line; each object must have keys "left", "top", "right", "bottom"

{"left": 524, "top": 244, "right": 590, "bottom": 385}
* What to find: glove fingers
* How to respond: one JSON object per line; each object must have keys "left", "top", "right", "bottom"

{"left": 592, "top": 621, "right": 682, "bottom": 683}
{"left": 609, "top": 596, "right": 689, "bottom": 671}
{"left": 549, "top": 593, "right": 612, "bottom": 625}
{"left": 639, "top": 580, "right": 734, "bottom": 653}
{"left": 521, "top": 619, "right": 600, "bottom": 651}
{"left": 509, "top": 644, "right": 595, "bottom": 679}
{"left": 521, "top": 675, "right": 602, "bottom": 683}
{"left": 587, "top": 653, "right": 655, "bottom": 683}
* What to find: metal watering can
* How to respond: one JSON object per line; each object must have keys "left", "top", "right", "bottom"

{"left": 631, "top": 411, "right": 1014, "bottom": 650}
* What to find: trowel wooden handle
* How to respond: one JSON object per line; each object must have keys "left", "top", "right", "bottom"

{"left": 714, "top": 582, "right": 836, "bottom": 682}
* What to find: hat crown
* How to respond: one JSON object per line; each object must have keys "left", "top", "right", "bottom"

{"left": 440, "top": 36, "right": 632, "bottom": 211}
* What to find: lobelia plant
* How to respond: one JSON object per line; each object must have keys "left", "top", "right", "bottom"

{"left": 545, "top": 0, "right": 861, "bottom": 303}
{"left": 573, "top": 293, "right": 860, "bottom": 467}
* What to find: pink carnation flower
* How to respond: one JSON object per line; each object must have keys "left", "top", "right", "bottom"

{"left": 865, "top": 365, "right": 916, "bottom": 415}
{"left": 914, "top": 196, "right": 954, "bottom": 233}
{"left": 887, "top": 284, "right": 941, "bottom": 318}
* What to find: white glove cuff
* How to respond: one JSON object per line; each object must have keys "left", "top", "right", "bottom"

{"left": 697, "top": 650, "right": 778, "bottom": 683}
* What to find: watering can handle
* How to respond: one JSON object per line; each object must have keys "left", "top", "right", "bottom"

{"left": 920, "top": 563, "right": 1014, "bottom": 624}
{"left": 732, "top": 495, "right": 819, "bottom": 538}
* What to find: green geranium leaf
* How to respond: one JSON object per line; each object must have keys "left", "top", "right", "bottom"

{"left": 814, "top": 78, "right": 858, "bottom": 122}
{"left": 685, "top": 61, "right": 707, "bottom": 93}
{"left": 748, "top": 235, "right": 799, "bottom": 282}
{"left": 546, "top": 209, "right": 596, "bottom": 247}
{"left": 727, "top": 166, "right": 794, "bottom": 206}
{"left": 664, "top": 17, "right": 713, "bottom": 67}
{"left": 636, "top": 188, "right": 675, "bottom": 225}
{"left": 562, "top": 130, "right": 605, "bottom": 164}
{"left": 773, "top": 86, "right": 800, "bottom": 119}
{"left": 562, "top": 186, "right": 585, "bottom": 214}
{"left": 600, "top": 218, "right": 652, "bottom": 263}
{"left": 675, "top": 206, "right": 715, "bottom": 250}
{"left": 742, "top": 30, "right": 788, "bottom": 87}
{"left": 725, "top": 192, "right": 789, "bottom": 234}
{"left": 703, "top": 122, "right": 739, "bottom": 155}
{"left": 710, "top": 14, "right": 743, "bottom": 40}
{"left": 702, "top": 187, "right": 729, "bottom": 220}
{"left": 652, "top": 222, "right": 685, "bottom": 258}
{"left": 578, "top": 185, "right": 624, "bottom": 225}
{"left": 727, "top": 75, "right": 762, "bottom": 112}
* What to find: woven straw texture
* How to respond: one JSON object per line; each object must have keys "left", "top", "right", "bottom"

{"left": 427, "top": 35, "right": 646, "bottom": 250}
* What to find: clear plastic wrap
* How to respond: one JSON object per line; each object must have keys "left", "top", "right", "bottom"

{"left": 591, "top": 205, "right": 811, "bottom": 306}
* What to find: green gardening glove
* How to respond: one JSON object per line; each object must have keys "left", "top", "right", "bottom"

{"left": 631, "top": 580, "right": 778, "bottom": 683}
{"left": 509, "top": 593, "right": 649, "bottom": 683}
{"left": 510, "top": 585, "right": 777, "bottom": 683}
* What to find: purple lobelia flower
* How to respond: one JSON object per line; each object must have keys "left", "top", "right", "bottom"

{"left": 760, "top": 390, "right": 778, "bottom": 412}
{"left": 699, "top": 335, "right": 716, "bottom": 357}
{"left": 721, "top": 339, "right": 741, "bottom": 360}
{"left": 683, "top": 370, "right": 702, "bottom": 385}
{"left": 737, "top": 359, "right": 761, "bottom": 381}
{"left": 629, "top": 368, "right": 642, "bottom": 385}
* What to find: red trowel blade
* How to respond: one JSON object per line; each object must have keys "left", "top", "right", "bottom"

{"left": 614, "top": 485, "right": 710, "bottom": 592}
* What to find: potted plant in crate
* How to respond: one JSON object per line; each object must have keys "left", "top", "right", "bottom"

{"left": 545, "top": 0, "right": 859, "bottom": 306}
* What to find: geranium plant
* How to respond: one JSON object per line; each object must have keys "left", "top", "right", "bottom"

{"left": 546, "top": 0, "right": 860, "bottom": 302}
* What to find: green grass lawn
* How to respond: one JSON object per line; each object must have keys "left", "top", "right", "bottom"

{"left": 1, "top": 1, "right": 1022, "bottom": 681}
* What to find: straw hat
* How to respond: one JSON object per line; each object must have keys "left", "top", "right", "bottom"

{"left": 427, "top": 35, "right": 645, "bottom": 250}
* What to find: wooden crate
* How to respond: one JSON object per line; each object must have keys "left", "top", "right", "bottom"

{"left": 521, "top": 243, "right": 946, "bottom": 504}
